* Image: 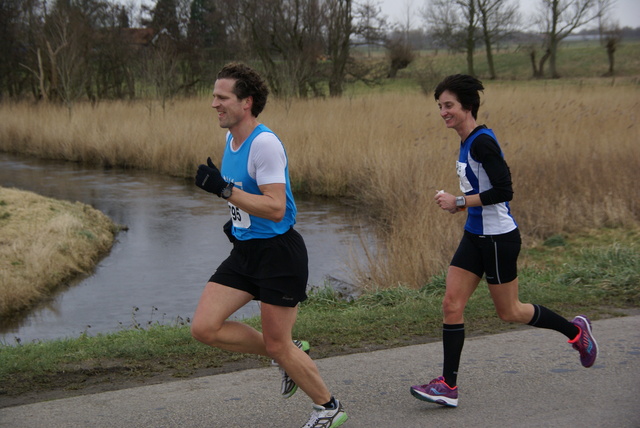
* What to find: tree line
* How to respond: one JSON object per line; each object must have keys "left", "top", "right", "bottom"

{"left": 0, "top": 0, "right": 629, "bottom": 105}
{"left": 0, "top": 0, "right": 389, "bottom": 105}
{"left": 418, "top": 0, "right": 621, "bottom": 79}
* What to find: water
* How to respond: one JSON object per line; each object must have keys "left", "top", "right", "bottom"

{"left": 0, "top": 154, "right": 371, "bottom": 344}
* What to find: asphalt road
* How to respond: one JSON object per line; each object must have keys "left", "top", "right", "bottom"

{"left": 1, "top": 315, "right": 639, "bottom": 428}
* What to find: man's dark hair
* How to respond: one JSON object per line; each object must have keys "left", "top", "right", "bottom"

{"left": 434, "top": 74, "right": 484, "bottom": 119}
{"left": 217, "top": 62, "right": 269, "bottom": 117}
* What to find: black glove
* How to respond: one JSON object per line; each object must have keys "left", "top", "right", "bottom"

{"left": 195, "top": 157, "right": 228, "bottom": 196}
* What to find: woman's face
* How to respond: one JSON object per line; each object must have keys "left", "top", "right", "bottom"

{"left": 437, "top": 90, "right": 471, "bottom": 132}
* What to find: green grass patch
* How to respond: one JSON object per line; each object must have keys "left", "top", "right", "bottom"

{"left": 390, "top": 40, "right": 640, "bottom": 85}
{"left": 0, "top": 227, "right": 638, "bottom": 401}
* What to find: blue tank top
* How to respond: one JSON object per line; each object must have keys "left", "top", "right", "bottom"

{"left": 221, "top": 124, "right": 297, "bottom": 240}
{"left": 458, "top": 128, "right": 517, "bottom": 235}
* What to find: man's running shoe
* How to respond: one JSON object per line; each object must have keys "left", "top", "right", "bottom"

{"left": 568, "top": 315, "right": 598, "bottom": 368}
{"left": 275, "top": 340, "right": 310, "bottom": 398}
{"left": 410, "top": 376, "right": 458, "bottom": 407}
{"left": 301, "top": 399, "right": 348, "bottom": 428}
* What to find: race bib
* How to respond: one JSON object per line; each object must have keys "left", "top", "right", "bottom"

{"left": 456, "top": 161, "right": 473, "bottom": 193}
{"left": 228, "top": 202, "right": 251, "bottom": 229}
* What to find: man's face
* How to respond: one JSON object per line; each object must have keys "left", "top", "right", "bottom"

{"left": 211, "top": 78, "right": 249, "bottom": 129}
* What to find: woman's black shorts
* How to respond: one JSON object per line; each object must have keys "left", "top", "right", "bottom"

{"left": 209, "top": 228, "right": 308, "bottom": 307}
{"left": 450, "top": 228, "right": 521, "bottom": 284}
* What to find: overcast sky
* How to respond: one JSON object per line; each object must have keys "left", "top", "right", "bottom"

{"left": 128, "top": 0, "right": 639, "bottom": 30}
{"left": 379, "top": 0, "right": 640, "bottom": 30}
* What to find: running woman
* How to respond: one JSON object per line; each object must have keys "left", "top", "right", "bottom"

{"left": 191, "top": 62, "right": 347, "bottom": 428}
{"left": 410, "top": 74, "right": 598, "bottom": 408}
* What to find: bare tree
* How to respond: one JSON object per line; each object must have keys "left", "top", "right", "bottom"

{"left": 526, "top": 44, "right": 552, "bottom": 78}
{"left": 602, "top": 27, "right": 620, "bottom": 76}
{"left": 0, "top": 0, "right": 25, "bottom": 99}
{"left": 536, "top": 0, "right": 598, "bottom": 78}
{"left": 23, "top": 0, "right": 48, "bottom": 99}
{"left": 52, "top": 11, "right": 89, "bottom": 112}
{"left": 459, "top": 0, "right": 477, "bottom": 76}
{"left": 186, "top": 0, "right": 228, "bottom": 92}
{"left": 149, "top": 0, "right": 180, "bottom": 39}
{"left": 143, "top": 30, "right": 180, "bottom": 112}
{"left": 45, "top": 0, "right": 109, "bottom": 110}
{"left": 93, "top": 4, "right": 138, "bottom": 100}
{"left": 353, "top": 0, "right": 388, "bottom": 57}
{"left": 386, "top": 36, "right": 415, "bottom": 78}
{"left": 476, "top": 0, "right": 519, "bottom": 79}
{"left": 216, "top": 0, "right": 250, "bottom": 52}
{"left": 594, "top": 0, "right": 616, "bottom": 43}
{"left": 324, "top": 0, "right": 353, "bottom": 97}
{"left": 397, "top": 0, "right": 416, "bottom": 44}
{"left": 595, "top": 0, "right": 619, "bottom": 77}
{"left": 421, "top": 0, "right": 465, "bottom": 54}
{"left": 230, "top": 0, "right": 325, "bottom": 98}
{"left": 34, "top": 2, "right": 70, "bottom": 103}
{"left": 217, "top": 0, "right": 390, "bottom": 99}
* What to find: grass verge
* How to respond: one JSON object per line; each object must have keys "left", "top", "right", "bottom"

{"left": 0, "top": 227, "right": 637, "bottom": 408}
{"left": 0, "top": 187, "right": 121, "bottom": 318}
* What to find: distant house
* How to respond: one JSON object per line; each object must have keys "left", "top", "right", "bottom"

{"left": 120, "top": 28, "right": 156, "bottom": 48}
{"left": 117, "top": 28, "right": 176, "bottom": 49}
{"left": 151, "top": 28, "right": 174, "bottom": 45}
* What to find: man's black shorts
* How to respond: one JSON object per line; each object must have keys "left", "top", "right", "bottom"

{"left": 450, "top": 228, "right": 521, "bottom": 284}
{"left": 209, "top": 228, "right": 308, "bottom": 307}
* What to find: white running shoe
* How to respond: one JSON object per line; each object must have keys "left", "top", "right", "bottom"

{"left": 301, "top": 399, "right": 348, "bottom": 428}
{"left": 274, "top": 340, "right": 310, "bottom": 398}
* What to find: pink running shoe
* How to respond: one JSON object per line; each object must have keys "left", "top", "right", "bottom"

{"left": 410, "top": 376, "right": 458, "bottom": 407}
{"left": 569, "top": 315, "right": 598, "bottom": 368}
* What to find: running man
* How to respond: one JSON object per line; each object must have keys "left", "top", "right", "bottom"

{"left": 191, "top": 62, "right": 348, "bottom": 428}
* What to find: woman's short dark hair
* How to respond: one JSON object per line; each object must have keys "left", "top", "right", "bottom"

{"left": 217, "top": 62, "right": 269, "bottom": 117}
{"left": 434, "top": 74, "right": 484, "bottom": 119}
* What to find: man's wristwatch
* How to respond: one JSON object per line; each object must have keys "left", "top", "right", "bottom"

{"left": 221, "top": 182, "right": 234, "bottom": 199}
{"left": 455, "top": 196, "right": 466, "bottom": 208}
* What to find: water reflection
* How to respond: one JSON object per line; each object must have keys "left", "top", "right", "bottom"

{"left": 0, "top": 154, "right": 371, "bottom": 344}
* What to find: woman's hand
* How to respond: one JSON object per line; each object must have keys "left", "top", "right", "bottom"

{"left": 434, "top": 190, "right": 461, "bottom": 214}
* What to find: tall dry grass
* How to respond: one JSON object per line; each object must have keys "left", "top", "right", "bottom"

{"left": 1, "top": 84, "right": 638, "bottom": 290}
{"left": 0, "top": 100, "right": 223, "bottom": 177}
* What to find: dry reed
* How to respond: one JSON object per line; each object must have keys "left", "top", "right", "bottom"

{"left": 0, "top": 84, "right": 638, "bottom": 290}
